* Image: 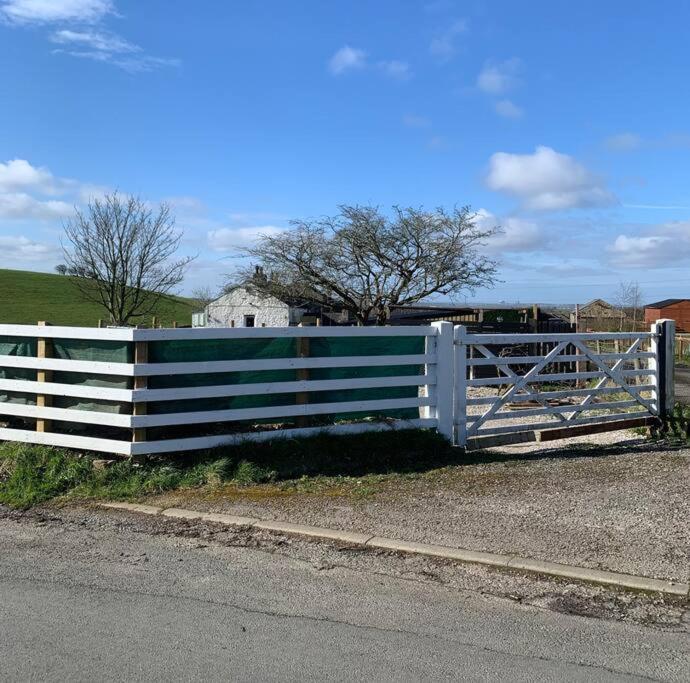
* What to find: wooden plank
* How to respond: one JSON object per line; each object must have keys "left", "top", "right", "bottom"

{"left": 132, "top": 341, "right": 148, "bottom": 444}
{"left": 36, "top": 321, "right": 52, "bottom": 433}
{"left": 467, "top": 411, "right": 650, "bottom": 437}
{"left": 468, "top": 368, "right": 654, "bottom": 387}
{"left": 0, "top": 402, "right": 132, "bottom": 428}
{"left": 0, "top": 378, "right": 133, "bottom": 402}
{"left": 133, "top": 373, "right": 434, "bottom": 403}
{"left": 464, "top": 332, "right": 654, "bottom": 345}
{"left": 467, "top": 352, "right": 654, "bottom": 366}
{"left": 536, "top": 416, "right": 659, "bottom": 442}
{"left": 131, "top": 396, "right": 433, "bottom": 429}
{"left": 133, "top": 354, "right": 433, "bottom": 376}
{"left": 130, "top": 419, "right": 438, "bottom": 456}
{"left": 0, "top": 427, "right": 132, "bottom": 455}
{"left": 0, "top": 355, "right": 136, "bottom": 376}
{"left": 295, "top": 335, "right": 310, "bottom": 428}
{"left": 465, "top": 399, "right": 641, "bottom": 421}
{"left": 466, "top": 431, "right": 537, "bottom": 450}
{"left": 466, "top": 384, "right": 656, "bottom": 405}
{"left": 132, "top": 325, "right": 436, "bottom": 341}
{"left": 0, "top": 324, "right": 135, "bottom": 341}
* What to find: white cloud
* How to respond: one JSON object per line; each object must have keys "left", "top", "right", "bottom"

{"left": 50, "top": 29, "right": 178, "bottom": 72}
{"left": 328, "top": 46, "right": 367, "bottom": 75}
{"left": 0, "top": 0, "right": 113, "bottom": 24}
{"left": 475, "top": 209, "right": 544, "bottom": 252}
{"left": 608, "top": 221, "right": 690, "bottom": 267}
{"left": 0, "top": 235, "right": 60, "bottom": 261}
{"left": 50, "top": 28, "right": 138, "bottom": 54}
{"left": 0, "top": 158, "right": 99, "bottom": 220}
{"left": 164, "top": 195, "right": 206, "bottom": 214}
{"left": 429, "top": 20, "right": 467, "bottom": 61}
{"left": 3, "top": 1, "right": 177, "bottom": 72}
{"left": 377, "top": 60, "right": 410, "bottom": 80}
{"left": 0, "top": 158, "right": 57, "bottom": 193}
{"left": 605, "top": 132, "right": 641, "bottom": 152}
{"left": 0, "top": 192, "right": 73, "bottom": 219}
{"left": 486, "top": 146, "right": 616, "bottom": 211}
{"left": 477, "top": 58, "right": 522, "bottom": 94}
{"left": 76, "top": 183, "right": 112, "bottom": 203}
{"left": 495, "top": 99, "right": 523, "bottom": 119}
{"left": 55, "top": 49, "right": 179, "bottom": 72}
{"left": 208, "top": 226, "right": 285, "bottom": 252}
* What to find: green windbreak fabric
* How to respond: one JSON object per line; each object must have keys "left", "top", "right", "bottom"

{"left": 146, "top": 335, "right": 424, "bottom": 421}
{"left": 0, "top": 336, "right": 36, "bottom": 405}
{"left": 0, "top": 336, "right": 132, "bottom": 415}
{"left": 308, "top": 336, "right": 423, "bottom": 420}
{"left": 51, "top": 339, "right": 132, "bottom": 415}
{"left": 147, "top": 338, "right": 298, "bottom": 415}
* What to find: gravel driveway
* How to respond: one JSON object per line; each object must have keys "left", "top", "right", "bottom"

{"left": 149, "top": 430, "right": 690, "bottom": 584}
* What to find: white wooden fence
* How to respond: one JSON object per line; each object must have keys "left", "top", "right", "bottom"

{"left": 0, "top": 322, "right": 453, "bottom": 456}
{"left": 0, "top": 319, "right": 674, "bottom": 456}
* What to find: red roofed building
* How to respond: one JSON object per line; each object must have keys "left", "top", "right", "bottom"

{"left": 645, "top": 299, "right": 690, "bottom": 332}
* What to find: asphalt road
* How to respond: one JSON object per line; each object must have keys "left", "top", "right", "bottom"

{"left": 0, "top": 513, "right": 688, "bottom": 682}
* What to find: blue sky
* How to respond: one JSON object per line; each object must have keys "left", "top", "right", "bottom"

{"left": 2, "top": 0, "right": 690, "bottom": 304}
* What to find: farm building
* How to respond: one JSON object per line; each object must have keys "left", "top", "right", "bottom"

{"left": 571, "top": 299, "right": 626, "bottom": 332}
{"left": 194, "top": 289, "right": 572, "bottom": 331}
{"left": 645, "top": 299, "right": 690, "bottom": 332}
{"left": 195, "top": 285, "right": 349, "bottom": 328}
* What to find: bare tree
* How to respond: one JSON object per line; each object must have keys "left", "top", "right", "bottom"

{"left": 235, "top": 205, "right": 499, "bottom": 325}
{"left": 54, "top": 264, "right": 68, "bottom": 275}
{"left": 192, "top": 285, "right": 216, "bottom": 310}
{"left": 613, "top": 280, "right": 644, "bottom": 331}
{"left": 62, "top": 193, "right": 195, "bottom": 326}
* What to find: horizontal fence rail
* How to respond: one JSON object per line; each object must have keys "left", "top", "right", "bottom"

{"left": 0, "top": 319, "right": 674, "bottom": 455}
{"left": 0, "top": 322, "right": 452, "bottom": 456}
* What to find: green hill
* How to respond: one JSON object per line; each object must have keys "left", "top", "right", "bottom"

{"left": 0, "top": 269, "right": 196, "bottom": 327}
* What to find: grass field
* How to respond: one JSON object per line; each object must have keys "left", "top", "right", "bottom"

{"left": 0, "top": 269, "right": 196, "bottom": 327}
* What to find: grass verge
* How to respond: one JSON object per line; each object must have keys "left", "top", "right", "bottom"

{"left": 0, "top": 429, "right": 455, "bottom": 510}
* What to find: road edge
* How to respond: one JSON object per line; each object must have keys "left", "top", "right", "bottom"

{"left": 99, "top": 502, "right": 690, "bottom": 598}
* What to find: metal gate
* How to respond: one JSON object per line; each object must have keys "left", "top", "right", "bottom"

{"left": 452, "top": 320, "right": 675, "bottom": 448}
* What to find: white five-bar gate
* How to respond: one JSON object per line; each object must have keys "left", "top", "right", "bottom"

{"left": 0, "top": 319, "right": 675, "bottom": 455}
{"left": 453, "top": 320, "right": 674, "bottom": 448}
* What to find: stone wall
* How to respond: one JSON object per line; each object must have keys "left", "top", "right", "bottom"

{"left": 205, "top": 287, "right": 294, "bottom": 327}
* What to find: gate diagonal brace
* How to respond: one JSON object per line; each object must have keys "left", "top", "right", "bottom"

{"left": 467, "top": 341, "right": 569, "bottom": 437}
{"left": 569, "top": 339, "right": 654, "bottom": 419}
{"left": 473, "top": 344, "right": 567, "bottom": 423}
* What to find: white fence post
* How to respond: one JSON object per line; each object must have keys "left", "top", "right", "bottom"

{"left": 431, "top": 321, "right": 453, "bottom": 441}
{"left": 454, "top": 324, "right": 468, "bottom": 447}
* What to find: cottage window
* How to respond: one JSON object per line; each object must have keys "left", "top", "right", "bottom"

{"left": 244, "top": 315, "right": 255, "bottom": 327}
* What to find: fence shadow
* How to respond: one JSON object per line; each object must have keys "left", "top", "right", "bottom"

{"left": 460, "top": 437, "right": 683, "bottom": 467}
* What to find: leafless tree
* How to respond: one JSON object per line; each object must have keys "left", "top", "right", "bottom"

{"left": 54, "top": 264, "right": 68, "bottom": 275}
{"left": 613, "top": 280, "right": 644, "bottom": 331}
{"left": 62, "top": 193, "right": 195, "bottom": 326}
{"left": 234, "top": 205, "right": 500, "bottom": 325}
{"left": 192, "top": 285, "right": 216, "bottom": 310}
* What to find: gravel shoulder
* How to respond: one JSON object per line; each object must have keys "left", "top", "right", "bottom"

{"left": 147, "top": 430, "right": 690, "bottom": 584}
